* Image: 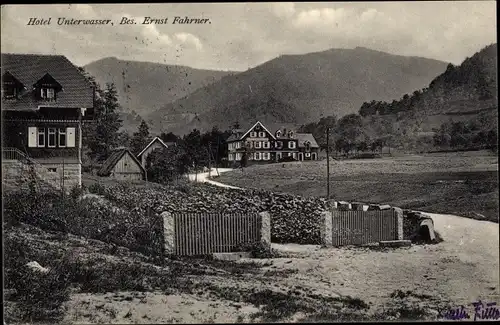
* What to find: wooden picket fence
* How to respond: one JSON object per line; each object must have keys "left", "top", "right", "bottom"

{"left": 331, "top": 209, "right": 398, "bottom": 246}
{"left": 172, "top": 213, "right": 262, "bottom": 255}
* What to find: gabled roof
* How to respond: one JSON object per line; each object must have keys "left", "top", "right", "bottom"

{"left": 239, "top": 121, "right": 276, "bottom": 140}
{"left": 137, "top": 136, "right": 170, "bottom": 157}
{"left": 97, "top": 148, "right": 145, "bottom": 177}
{"left": 1, "top": 53, "right": 94, "bottom": 111}
{"left": 295, "top": 133, "right": 319, "bottom": 148}
{"left": 35, "top": 72, "right": 63, "bottom": 91}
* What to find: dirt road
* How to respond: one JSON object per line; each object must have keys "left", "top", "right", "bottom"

{"left": 187, "top": 168, "right": 242, "bottom": 189}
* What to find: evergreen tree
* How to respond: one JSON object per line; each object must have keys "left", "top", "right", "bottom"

{"left": 130, "top": 119, "right": 151, "bottom": 155}
{"left": 84, "top": 83, "right": 123, "bottom": 162}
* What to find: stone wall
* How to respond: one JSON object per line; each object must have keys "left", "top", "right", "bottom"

{"left": 2, "top": 160, "right": 81, "bottom": 192}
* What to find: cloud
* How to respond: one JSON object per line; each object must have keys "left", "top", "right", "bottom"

{"left": 271, "top": 3, "right": 296, "bottom": 19}
{"left": 293, "top": 8, "right": 349, "bottom": 28}
{"left": 175, "top": 33, "right": 203, "bottom": 51}
{"left": 360, "top": 8, "right": 379, "bottom": 22}
{"left": 142, "top": 24, "right": 172, "bottom": 45}
{"left": 74, "top": 4, "right": 96, "bottom": 17}
{"left": 0, "top": 3, "right": 496, "bottom": 70}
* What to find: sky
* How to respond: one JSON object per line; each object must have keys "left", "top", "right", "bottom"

{"left": 1, "top": 2, "right": 497, "bottom": 71}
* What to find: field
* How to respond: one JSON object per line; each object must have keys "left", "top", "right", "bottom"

{"left": 215, "top": 151, "right": 499, "bottom": 222}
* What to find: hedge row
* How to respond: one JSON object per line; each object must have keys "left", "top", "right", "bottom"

{"left": 99, "top": 182, "right": 329, "bottom": 244}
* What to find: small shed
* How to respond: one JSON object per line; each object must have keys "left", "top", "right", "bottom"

{"left": 97, "top": 148, "right": 145, "bottom": 181}
{"left": 137, "top": 136, "right": 175, "bottom": 168}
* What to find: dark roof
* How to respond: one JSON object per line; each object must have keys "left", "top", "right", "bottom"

{"left": 97, "top": 148, "right": 145, "bottom": 177}
{"left": 225, "top": 120, "right": 319, "bottom": 147}
{"left": 1, "top": 53, "right": 94, "bottom": 111}
{"left": 295, "top": 133, "right": 319, "bottom": 148}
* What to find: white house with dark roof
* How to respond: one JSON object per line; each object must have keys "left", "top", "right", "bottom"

{"left": 226, "top": 121, "right": 319, "bottom": 165}
{"left": 1, "top": 53, "right": 95, "bottom": 191}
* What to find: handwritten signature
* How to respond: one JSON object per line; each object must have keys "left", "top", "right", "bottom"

{"left": 442, "top": 301, "right": 499, "bottom": 321}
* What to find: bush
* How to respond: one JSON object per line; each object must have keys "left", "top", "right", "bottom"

{"left": 3, "top": 187, "right": 164, "bottom": 257}
{"left": 88, "top": 182, "right": 106, "bottom": 195}
{"left": 234, "top": 242, "right": 280, "bottom": 258}
{"left": 4, "top": 235, "right": 70, "bottom": 323}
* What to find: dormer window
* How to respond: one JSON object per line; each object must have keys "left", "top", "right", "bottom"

{"left": 288, "top": 131, "right": 294, "bottom": 138}
{"left": 2, "top": 86, "right": 18, "bottom": 99}
{"left": 41, "top": 87, "right": 56, "bottom": 100}
{"left": 2, "top": 71, "right": 25, "bottom": 100}
{"left": 34, "top": 73, "right": 62, "bottom": 101}
{"left": 276, "top": 130, "right": 282, "bottom": 138}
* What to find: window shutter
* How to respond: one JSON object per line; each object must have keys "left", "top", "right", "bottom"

{"left": 66, "top": 127, "right": 76, "bottom": 147}
{"left": 28, "top": 127, "right": 37, "bottom": 147}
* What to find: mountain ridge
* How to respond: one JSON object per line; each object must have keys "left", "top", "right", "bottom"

{"left": 147, "top": 46, "right": 449, "bottom": 135}
{"left": 83, "top": 57, "right": 236, "bottom": 132}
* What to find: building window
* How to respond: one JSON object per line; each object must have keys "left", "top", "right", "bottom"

{"left": 250, "top": 131, "right": 257, "bottom": 138}
{"left": 254, "top": 152, "right": 261, "bottom": 160}
{"left": 263, "top": 141, "right": 270, "bottom": 149}
{"left": 263, "top": 152, "right": 270, "bottom": 160}
{"left": 275, "top": 141, "right": 283, "bottom": 149}
{"left": 37, "top": 128, "right": 45, "bottom": 147}
{"left": 255, "top": 141, "right": 261, "bottom": 149}
{"left": 275, "top": 130, "right": 282, "bottom": 138}
{"left": 289, "top": 141, "right": 296, "bottom": 149}
{"left": 292, "top": 152, "right": 297, "bottom": 159}
{"left": 58, "top": 128, "right": 66, "bottom": 147}
{"left": 2, "top": 86, "right": 17, "bottom": 99}
{"left": 41, "top": 87, "right": 56, "bottom": 100}
{"left": 48, "top": 128, "right": 56, "bottom": 147}
{"left": 236, "top": 153, "right": 242, "bottom": 160}
{"left": 277, "top": 153, "right": 282, "bottom": 160}
{"left": 258, "top": 131, "right": 266, "bottom": 137}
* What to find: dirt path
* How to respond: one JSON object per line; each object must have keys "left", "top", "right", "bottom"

{"left": 263, "top": 212, "right": 499, "bottom": 312}
{"left": 187, "top": 168, "right": 243, "bottom": 189}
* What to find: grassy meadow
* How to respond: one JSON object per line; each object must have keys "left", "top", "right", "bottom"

{"left": 215, "top": 151, "right": 499, "bottom": 222}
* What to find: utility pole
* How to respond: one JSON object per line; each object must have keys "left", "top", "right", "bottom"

{"left": 207, "top": 142, "right": 212, "bottom": 178}
{"left": 215, "top": 136, "right": 220, "bottom": 176}
{"left": 326, "top": 127, "right": 330, "bottom": 199}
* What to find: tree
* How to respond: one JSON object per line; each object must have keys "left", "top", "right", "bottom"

{"left": 160, "top": 132, "right": 179, "bottom": 143}
{"left": 84, "top": 83, "right": 123, "bottom": 162}
{"left": 336, "top": 114, "right": 364, "bottom": 146}
{"left": 146, "top": 145, "right": 190, "bottom": 183}
{"left": 130, "top": 119, "right": 151, "bottom": 155}
{"left": 117, "top": 131, "right": 131, "bottom": 148}
{"left": 183, "top": 129, "right": 206, "bottom": 170}
{"left": 298, "top": 115, "right": 337, "bottom": 152}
